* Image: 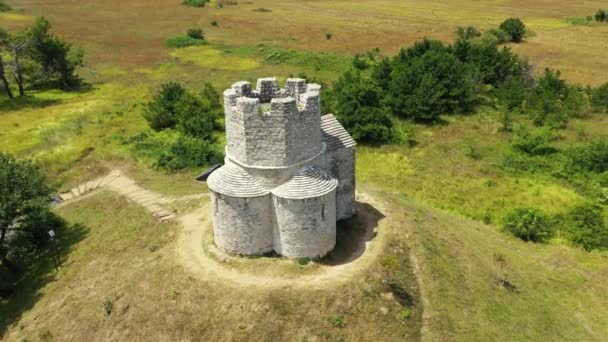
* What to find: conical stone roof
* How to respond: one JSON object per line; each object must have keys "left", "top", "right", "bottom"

{"left": 207, "top": 163, "right": 269, "bottom": 197}
{"left": 272, "top": 166, "right": 338, "bottom": 199}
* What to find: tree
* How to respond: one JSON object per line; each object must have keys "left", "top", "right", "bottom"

{"left": 143, "top": 81, "right": 187, "bottom": 130}
{"left": 333, "top": 70, "right": 394, "bottom": 144}
{"left": 499, "top": 18, "right": 526, "bottom": 43}
{"left": 526, "top": 69, "right": 570, "bottom": 128}
{"left": 0, "top": 153, "right": 55, "bottom": 276}
{"left": 29, "top": 17, "right": 84, "bottom": 89}
{"left": 175, "top": 91, "right": 217, "bottom": 139}
{"left": 387, "top": 48, "right": 477, "bottom": 121}
{"left": 0, "top": 29, "right": 13, "bottom": 98}
{"left": 371, "top": 56, "right": 392, "bottom": 91}
{"left": 595, "top": 9, "right": 607, "bottom": 22}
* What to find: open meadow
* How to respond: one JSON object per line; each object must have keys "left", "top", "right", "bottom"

{"left": 1, "top": 0, "right": 607, "bottom": 340}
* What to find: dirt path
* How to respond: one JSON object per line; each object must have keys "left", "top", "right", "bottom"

{"left": 176, "top": 192, "right": 391, "bottom": 290}
{"left": 60, "top": 171, "right": 391, "bottom": 289}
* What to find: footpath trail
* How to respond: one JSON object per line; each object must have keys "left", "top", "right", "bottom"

{"left": 58, "top": 171, "right": 391, "bottom": 289}
{"left": 57, "top": 170, "right": 207, "bottom": 221}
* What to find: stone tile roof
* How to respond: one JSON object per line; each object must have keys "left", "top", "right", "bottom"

{"left": 272, "top": 166, "right": 338, "bottom": 199}
{"left": 321, "top": 114, "right": 356, "bottom": 151}
{"left": 207, "top": 163, "right": 269, "bottom": 197}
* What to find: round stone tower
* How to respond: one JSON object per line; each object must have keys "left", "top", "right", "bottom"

{"left": 207, "top": 77, "right": 356, "bottom": 259}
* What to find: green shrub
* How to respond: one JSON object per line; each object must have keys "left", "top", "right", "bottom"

{"left": 325, "top": 32, "right": 332, "bottom": 40}
{"left": 511, "top": 126, "right": 557, "bottom": 155}
{"left": 387, "top": 47, "right": 477, "bottom": 121}
{"left": 591, "top": 83, "right": 608, "bottom": 111}
{"left": 187, "top": 27, "right": 204, "bottom": 40}
{"left": 183, "top": 0, "right": 207, "bottom": 7}
{"left": 561, "top": 203, "right": 608, "bottom": 251}
{"left": 503, "top": 208, "right": 554, "bottom": 242}
{"left": 0, "top": 1, "right": 11, "bottom": 12}
{"left": 333, "top": 70, "right": 395, "bottom": 144}
{"left": 399, "top": 308, "right": 411, "bottom": 320}
{"left": 143, "top": 82, "right": 186, "bottom": 130}
{"left": 328, "top": 315, "right": 346, "bottom": 328}
{"left": 483, "top": 29, "right": 511, "bottom": 44}
{"left": 211, "top": 20, "right": 219, "bottom": 27}
{"left": 526, "top": 69, "right": 570, "bottom": 128}
{"left": 567, "top": 139, "right": 608, "bottom": 173}
{"left": 455, "top": 26, "right": 481, "bottom": 40}
{"left": 156, "top": 135, "right": 223, "bottom": 171}
{"left": 175, "top": 93, "right": 216, "bottom": 139}
{"left": 496, "top": 77, "right": 527, "bottom": 111}
{"left": 595, "top": 9, "right": 607, "bottom": 22}
{"left": 565, "top": 16, "right": 593, "bottom": 26}
{"left": 499, "top": 18, "right": 526, "bottom": 42}
{"left": 165, "top": 35, "right": 206, "bottom": 48}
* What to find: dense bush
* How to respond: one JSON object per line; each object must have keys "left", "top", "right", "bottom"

{"left": 143, "top": 82, "right": 187, "bottom": 130}
{"left": 187, "top": 27, "right": 204, "bottom": 40}
{"left": 499, "top": 18, "right": 526, "bottom": 42}
{"left": 503, "top": 208, "right": 554, "bottom": 242}
{"left": 0, "top": 0, "right": 11, "bottom": 11}
{"left": 183, "top": 0, "right": 207, "bottom": 7}
{"left": 567, "top": 139, "right": 608, "bottom": 173}
{"left": 526, "top": 69, "right": 574, "bottom": 128}
{"left": 166, "top": 35, "right": 206, "bottom": 48}
{"left": 511, "top": 126, "right": 557, "bottom": 155}
{"left": 591, "top": 83, "right": 608, "bottom": 111}
{"left": 387, "top": 46, "right": 477, "bottom": 121}
{"left": 496, "top": 77, "right": 527, "bottom": 111}
{"left": 595, "top": 9, "right": 607, "bottom": 22}
{"left": 333, "top": 70, "right": 395, "bottom": 144}
{"left": 455, "top": 26, "right": 481, "bottom": 40}
{"left": 561, "top": 203, "right": 608, "bottom": 251}
{"left": 156, "top": 135, "right": 222, "bottom": 171}
{"left": 0, "top": 153, "right": 62, "bottom": 287}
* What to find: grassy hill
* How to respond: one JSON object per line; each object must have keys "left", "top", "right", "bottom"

{"left": 1, "top": 0, "right": 607, "bottom": 340}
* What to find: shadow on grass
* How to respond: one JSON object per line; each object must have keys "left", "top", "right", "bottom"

{"left": 0, "top": 223, "right": 89, "bottom": 336}
{"left": 0, "top": 83, "right": 95, "bottom": 114}
{"left": 321, "top": 201, "right": 385, "bottom": 266}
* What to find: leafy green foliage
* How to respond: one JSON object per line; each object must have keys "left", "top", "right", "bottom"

{"left": 455, "top": 26, "right": 481, "bottom": 40}
{"left": 591, "top": 83, "right": 608, "bottom": 111}
{"left": 387, "top": 46, "right": 477, "bottom": 121}
{"left": 499, "top": 18, "right": 526, "bottom": 42}
{"left": 503, "top": 208, "right": 554, "bottom": 242}
{"left": 333, "top": 70, "right": 394, "bottom": 144}
{"left": 183, "top": 0, "right": 208, "bottom": 7}
{"left": 325, "top": 32, "right": 332, "bottom": 40}
{"left": 496, "top": 77, "right": 527, "bottom": 111}
{"left": 0, "top": 0, "right": 11, "bottom": 12}
{"left": 29, "top": 17, "right": 84, "bottom": 89}
{"left": 561, "top": 203, "right": 608, "bottom": 251}
{"left": 526, "top": 69, "right": 572, "bottom": 128}
{"left": 156, "top": 135, "right": 222, "bottom": 171}
{"left": 141, "top": 82, "right": 222, "bottom": 171}
{"left": 567, "top": 139, "right": 608, "bottom": 173}
{"left": 187, "top": 27, "right": 204, "bottom": 40}
{"left": 0, "top": 153, "right": 60, "bottom": 280}
{"left": 166, "top": 35, "right": 206, "bottom": 48}
{"left": 143, "top": 82, "right": 187, "bottom": 130}
{"left": 511, "top": 126, "right": 557, "bottom": 155}
{"left": 594, "top": 9, "right": 607, "bottom": 22}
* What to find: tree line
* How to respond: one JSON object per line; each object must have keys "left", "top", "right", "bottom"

{"left": 0, "top": 17, "right": 83, "bottom": 98}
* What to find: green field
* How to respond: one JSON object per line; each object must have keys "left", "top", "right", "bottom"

{"left": 1, "top": 0, "right": 607, "bottom": 340}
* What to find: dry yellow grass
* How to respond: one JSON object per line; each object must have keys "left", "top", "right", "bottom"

{"left": 1, "top": 0, "right": 607, "bottom": 84}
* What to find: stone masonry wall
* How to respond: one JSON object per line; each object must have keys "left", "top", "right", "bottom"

{"left": 211, "top": 191, "right": 274, "bottom": 255}
{"left": 326, "top": 147, "right": 356, "bottom": 221}
{"left": 272, "top": 191, "right": 337, "bottom": 258}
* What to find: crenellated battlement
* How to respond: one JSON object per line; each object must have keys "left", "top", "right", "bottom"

{"left": 224, "top": 77, "right": 322, "bottom": 168}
